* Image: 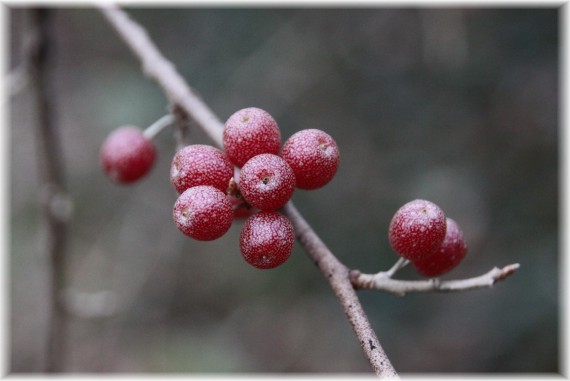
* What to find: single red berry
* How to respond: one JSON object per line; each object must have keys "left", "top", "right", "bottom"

{"left": 388, "top": 199, "right": 447, "bottom": 261}
{"left": 173, "top": 185, "right": 233, "bottom": 241}
{"left": 100, "top": 126, "right": 156, "bottom": 184}
{"left": 280, "top": 129, "right": 340, "bottom": 190}
{"left": 170, "top": 144, "right": 234, "bottom": 194}
{"left": 412, "top": 218, "right": 468, "bottom": 277}
{"left": 239, "top": 154, "right": 296, "bottom": 211}
{"left": 223, "top": 107, "right": 281, "bottom": 167}
{"left": 240, "top": 211, "right": 295, "bottom": 269}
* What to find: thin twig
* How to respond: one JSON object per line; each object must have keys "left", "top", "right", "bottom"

{"left": 351, "top": 263, "right": 520, "bottom": 297}
{"left": 30, "top": 8, "right": 71, "bottom": 373}
{"left": 98, "top": 5, "right": 399, "bottom": 377}
{"left": 142, "top": 113, "right": 175, "bottom": 140}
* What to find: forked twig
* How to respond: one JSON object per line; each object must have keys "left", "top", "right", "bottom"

{"left": 351, "top": 263, "right": 520, "bottom": 296}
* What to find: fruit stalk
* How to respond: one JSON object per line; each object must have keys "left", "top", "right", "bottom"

{"left": 143, "top": 113, "right": 176, "bottom": 140}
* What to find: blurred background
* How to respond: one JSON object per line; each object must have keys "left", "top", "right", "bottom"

{"left": 8, "top": 6, "right": 559, "bottom": 374}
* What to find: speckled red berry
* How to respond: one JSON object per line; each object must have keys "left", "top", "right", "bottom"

{"left": 240, "top": 211, "right": 295, "bottom": 269}
{"left": 100, "top": 126, "right": 156, "bottom": 184}
{"left": 239, "top": 154, "right": 295, "bottom": 211}
{"left": 280, "top": 129, "right": 340, "bottom": 190}
{"left": 412, "top": 218, "right": 468, "bottom": 277}
{"left": 223, "top": 107, "right": 281, "bottom": 167}
{"left": 388, "top": 199, "right": 447, "bottom": 261}
{"left": 170, "top": 144, "right": 234, "bottom": 194}
{"left": 173, "top": 185, "right": 233, "bottom": 241}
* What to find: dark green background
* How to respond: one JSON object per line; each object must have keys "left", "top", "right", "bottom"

{"left": 9, "top": 7, "right": 559, "bottom": 373}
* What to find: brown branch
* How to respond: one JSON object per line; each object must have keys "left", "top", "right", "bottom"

{"left": 99, "top": 5, "right": 224, "bottom": 148}
{"left": 98, "top": 5, "right": 398, "bottom": 377}
{"left": 351, "top": 263, "right": 520, "bottom": 297}
{"left": 282, "top": 202, "right": 398, "bottom": 378}
{"left": 29, "top": 8, "right": 71, "bottom": 373}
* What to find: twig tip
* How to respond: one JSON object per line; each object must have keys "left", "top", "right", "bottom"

{"left": 495, "top": 263, "right": 520, "bottom": 282}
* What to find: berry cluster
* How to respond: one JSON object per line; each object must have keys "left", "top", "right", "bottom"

{"left": 388, "top": 199, "right": 468, "bottom": 277}
{"left": 100, "top": 107, "right": 340, "bottom": 270}
{"left": 225, "top": 107, "right": 340, "bottom": 269}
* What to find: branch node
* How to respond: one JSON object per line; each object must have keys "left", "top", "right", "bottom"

{"left": 40, "top": 183, "right": 74, "bottom": 223}
{"left": 349, "top": 269, "right": 361, "bottom": 286}
{"left": 431, "top": 277, "right": 441, "bottom": 289}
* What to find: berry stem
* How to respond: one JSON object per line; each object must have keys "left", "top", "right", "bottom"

{"left": 143, "top": 113, "right": 176, "bottom": 140}
{"left": 385, "top": 258, "right": 410, "bottom": 278}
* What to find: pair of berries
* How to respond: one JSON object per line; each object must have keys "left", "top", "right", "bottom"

{"left": 100, "top": 107, "right": 341, "bottom": 270}
{"left": 388, "top": 199, "right": 468, "bottom": 277}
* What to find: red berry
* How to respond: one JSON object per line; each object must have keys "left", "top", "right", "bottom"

{"left": 223, "top": 107, "right": 281, "bottom": 167}
{"left": 240, "top": 211, "right": 295, "bottom": 269}
{"left": 280, "top": 129, "right": 340, "bottom": 190}
{"left": 100, "top": 126, "right": 156, "bottom": 184}
{"left": 239, "top": 154, "right": 296, "bottom": 211}
{"left": 412, "top": 218, "right": 468, "bottom": 277}
{"left": 170, "top": 144, "right": 234, "bottom": 194}
{"left": 388, "top": 199, "right": 447, "bottom": 261}
{"left": 173, "top": 185, "right": 233, "bottom": 241}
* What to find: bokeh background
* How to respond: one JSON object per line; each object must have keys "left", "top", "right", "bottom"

{"left": 8, "top": 6, "right": 559, "bottom": 373}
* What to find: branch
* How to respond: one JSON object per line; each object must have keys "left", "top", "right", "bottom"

{"left": 351, "top": 263, "right": 520, "bottom": 297}
{"left": 29, "top": 8, "right": 71, "bottom": 373}
{"left": 99, "top": 5, "right": 398, "bottom": 377}
{"left": 7, "top": 15, "right": 37, "bottom": 97}
{"left": 99, "top": 4, "right": 224, "bottom": 149}
{"left": 282, "top": 203, "right": 398, "bottom": 378}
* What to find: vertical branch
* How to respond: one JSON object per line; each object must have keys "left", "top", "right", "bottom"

{"left": 30, "top": 8, "right": 71, "bottom": 372}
